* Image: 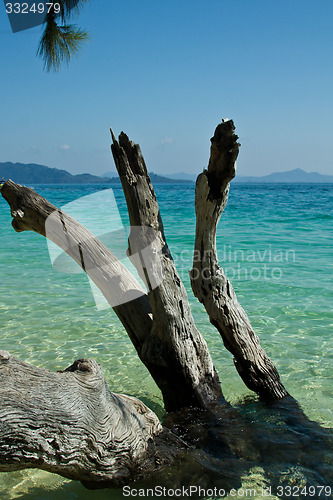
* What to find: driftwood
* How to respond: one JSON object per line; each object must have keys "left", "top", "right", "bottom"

{"left": 0, "top": 178, "right": 153, "bottom": 353}
{"left": 110, "top": 130, "right": 222, "bottom": 411}
{"left": 0, "top": 350, "right": 182, "bottom": 489}
{"left": 191, "top": 121, "right": 288, "bottom": 399}
{"left": 0, "top": 120, "right": 292, "bottom": 488}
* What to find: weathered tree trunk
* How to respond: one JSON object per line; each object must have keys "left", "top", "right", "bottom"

{"left": 1, "top": 179, "right": 153, "bottom": 353}
{"left": 0, "top": 350, "right": 182, "bottom": 489}
{"left": 190, "top": 120, "right": 289, "bottom": 400}
{"left": 110, "top": 130, "right": 223, "bottom": 411}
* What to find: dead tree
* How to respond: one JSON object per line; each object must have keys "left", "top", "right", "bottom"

{"left": 0, "top": 351, "right": 182, "bottom": 489}
{"left": 191, "top": 121, "right": 288, "bottom": 399}
{"left": 0, "top": 120, "right": 289, "bottom": 488}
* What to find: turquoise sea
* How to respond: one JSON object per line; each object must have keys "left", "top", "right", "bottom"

{"left": 0, "top": 182, "right": 332, "bottom": 499}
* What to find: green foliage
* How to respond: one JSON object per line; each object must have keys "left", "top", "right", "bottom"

{"left": 37, "top": 0, "right": 89, "bottom": 72}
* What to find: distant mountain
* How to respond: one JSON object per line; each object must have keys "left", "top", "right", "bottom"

{"left": 163, "top": 172, "right": 198, "bottom": 182}
{"left": 3, "top": 163, "right": 329, "bottom": 186}
{"left": 0, "top": 162, "right": 110, "bottom": 184}
{"left": 234, "top": 168, "right": 333, "bottom": 183}
{"left": 107, "top": 172, "right": 193, "bottom": 184}
{"left": 0, "top": 163, "right": 194, "bottom": 185}
{"left": 102, "top": 171, "right": 118, "bottom": 178}
{"left": 157, "top": 168, "right": 333, "bottom": 183}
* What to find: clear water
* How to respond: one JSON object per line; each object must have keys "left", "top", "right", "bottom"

{"left": 0, "top": 183, "right": 332, "bottom": 499}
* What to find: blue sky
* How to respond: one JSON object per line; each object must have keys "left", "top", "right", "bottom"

{"left": 1, "top": 0, "right": 333, "bottom": 177}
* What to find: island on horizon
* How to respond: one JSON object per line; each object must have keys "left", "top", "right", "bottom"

{"left": 0, "top": 162, "right": 193, "bottom": 185}
{"left": 0, "top": 162, "right": 332, "bottom": 185}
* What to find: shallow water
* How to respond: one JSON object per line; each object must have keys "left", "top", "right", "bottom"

{"left": 0, "top": 183, "right": 332, "bottom": 499}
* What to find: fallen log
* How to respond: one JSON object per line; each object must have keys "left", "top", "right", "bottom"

{"left": 0, "top": 350, "right": 182, "bottom": 489}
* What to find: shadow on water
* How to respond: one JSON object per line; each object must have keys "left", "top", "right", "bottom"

{"left": 1, "top": 397, "right": 332, "bottom": 499}
{"left": 153, "top": 396, "right": 333, "bottom": 498}
{"left": 236, "top": 397, "right": 333, "bottom": 490}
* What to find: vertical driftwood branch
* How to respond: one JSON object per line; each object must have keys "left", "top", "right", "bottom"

{"left": 191, "top": 120, "right": 289, "bottom": 400}
{"left": 110, "top": 131, "right": 223, "bottom": 412}
{"left": 0, "top": 351, "right": 181, "bottom": 488}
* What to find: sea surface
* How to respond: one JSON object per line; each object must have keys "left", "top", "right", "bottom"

{"left": 0, "top": 182, "right": 332, "bottom": 499}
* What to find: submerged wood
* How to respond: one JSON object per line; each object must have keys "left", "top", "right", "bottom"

{"left": 190, "top": 120, "right": 288, "bottom": 400}
{"left": 0, "top": 351, "right": 181, "bottom": 489}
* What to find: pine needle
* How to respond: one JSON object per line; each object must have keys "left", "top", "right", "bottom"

{"left": 37, "top": 3, "right": 89, "bottom": 72}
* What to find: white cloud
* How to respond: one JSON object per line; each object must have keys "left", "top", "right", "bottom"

{"left": 160, "top": 137, "right": 174, "bottom": 145}
{"left": 59, "top": 144, "right": 71, "bottom": 151}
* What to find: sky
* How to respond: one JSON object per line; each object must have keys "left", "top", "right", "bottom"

{"left": 1, "top": 0, "right": 333, "bottom": 177}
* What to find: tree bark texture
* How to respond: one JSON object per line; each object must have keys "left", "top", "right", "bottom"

{"left": 110, "top": 130, "right": 223, "bottom": 412}
{"left": 0, "top": 179, "right": 152, "bottom": 353}
{"left": 0, "top": 351, "right": 182, "bottom": 489}
{"left": 190, "top": 120, "right": 289, "bottom": 400}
